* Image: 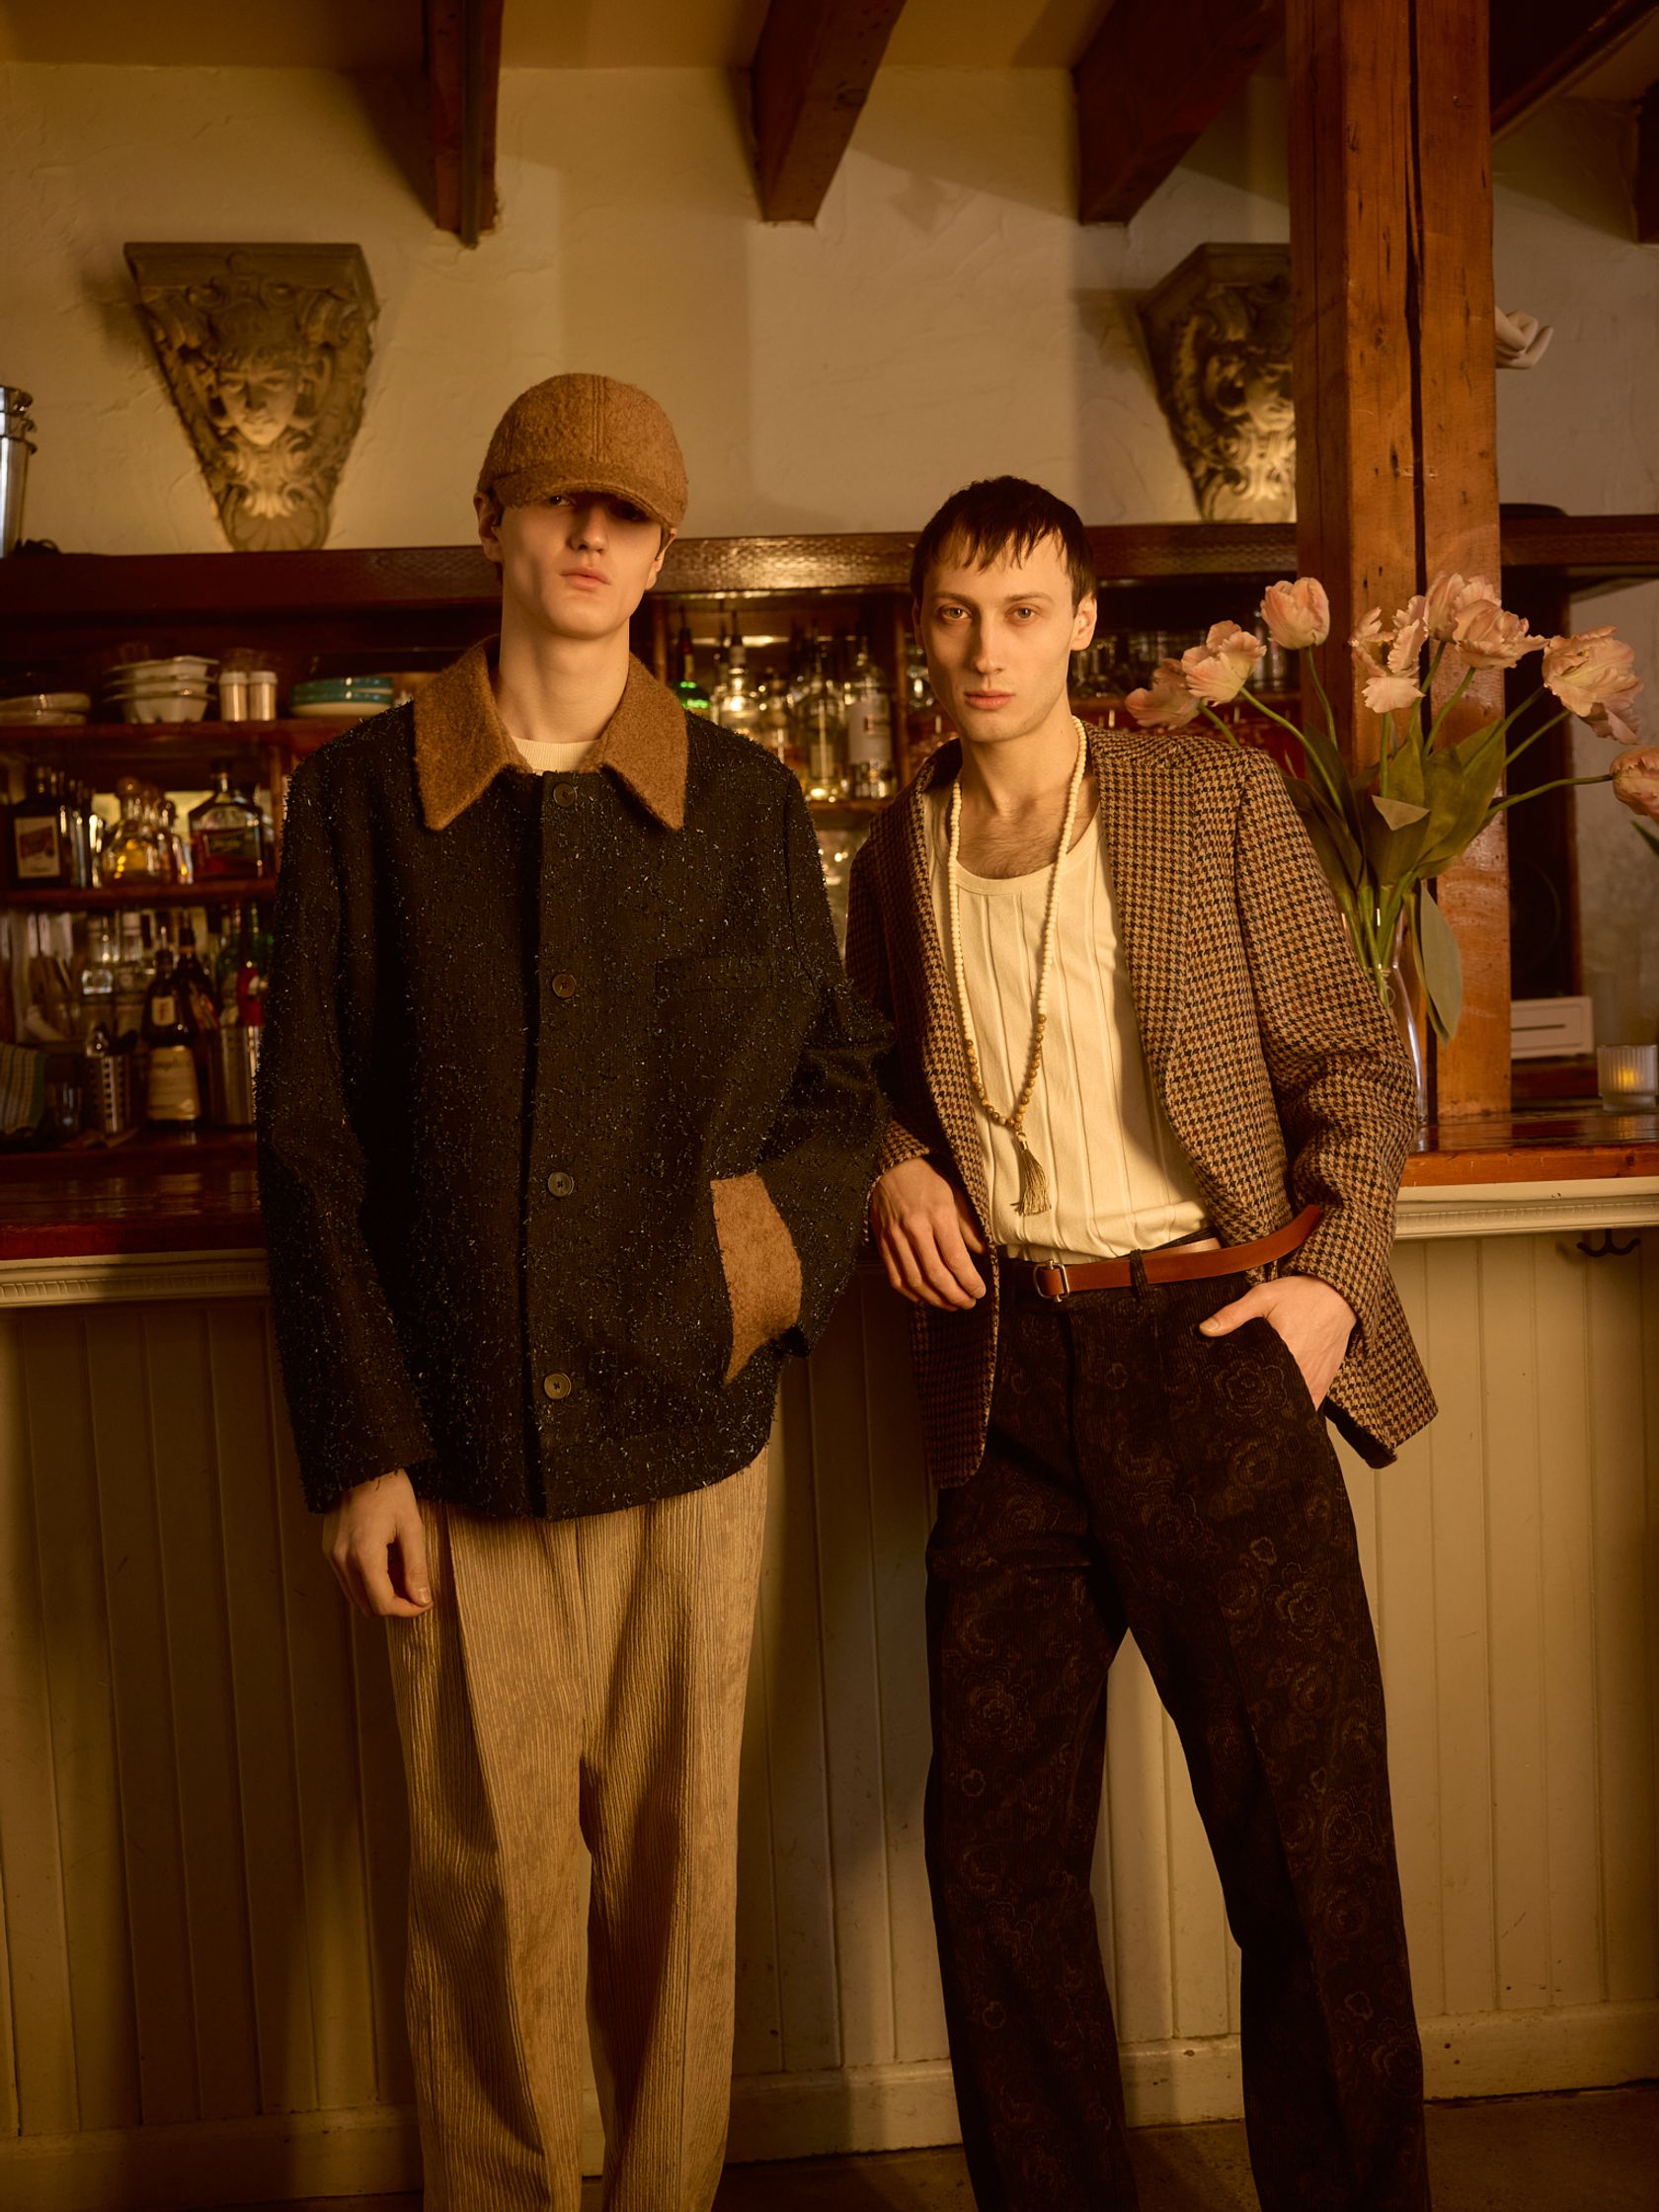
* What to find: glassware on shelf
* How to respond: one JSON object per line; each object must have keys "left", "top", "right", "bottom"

{"left": 712, "top": 639, "right": 762, "bottom": 743}
{"left": 76, "top": 912, "right": 118, "bottom": 1033}
{"left": 101, "top": 778, "right": 170, "bottom": 886}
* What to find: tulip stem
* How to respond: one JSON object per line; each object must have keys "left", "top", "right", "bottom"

{"left": 1424, "top": 663, "right": 1475, "bottom": 752}
{"left": 1485, "top": 771, "right": 1613, "bottom": 818}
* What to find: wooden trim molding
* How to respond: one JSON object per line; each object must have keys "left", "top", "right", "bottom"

{"left": 424, "top": 0, "right": 505, "bottom": 245}
{"left": 0, "top": 1250, "right": 268, "bottom": 1307}
{"left": 1394, "top": 1177, "right": 1659, "bottom": 1240}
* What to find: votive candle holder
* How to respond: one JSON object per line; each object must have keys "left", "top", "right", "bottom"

{"left": 1595, "top": 1042, "right": 1659, "bottom": 1109}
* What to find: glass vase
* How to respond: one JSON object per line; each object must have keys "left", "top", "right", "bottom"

{"left": 1378, "top": 914, "right": 1430, "bottom": 1126}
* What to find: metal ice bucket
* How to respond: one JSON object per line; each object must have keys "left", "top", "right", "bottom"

{"left": 0, "top": 433, "right": 34, "bottom": 558}
{"left": 208, "top": 1025, "right": 261, "bottom": 1127}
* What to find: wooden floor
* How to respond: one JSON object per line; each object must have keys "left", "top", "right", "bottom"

{"left": 236, "top": 2085, "right": 1658, "bottom": 2211}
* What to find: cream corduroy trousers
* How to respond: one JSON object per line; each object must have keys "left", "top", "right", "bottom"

{"left": 385, "top": 1453, "right": 769, "bottom": 2212}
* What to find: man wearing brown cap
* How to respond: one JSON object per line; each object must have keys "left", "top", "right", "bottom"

{"left": 258, "top": 374, "right": 889, "bottom": 2210}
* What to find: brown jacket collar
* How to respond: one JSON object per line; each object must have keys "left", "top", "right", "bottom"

{"left": 413, "top": 640, "right": 688, "bottom": 832}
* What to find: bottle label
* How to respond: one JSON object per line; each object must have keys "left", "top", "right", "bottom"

{"left": 846, "top": 697, "right": 894, "bottom": 765}
{"left": 15, "top": 820, "right": 62, "bottom": 880}
{"left": 146, "top": 1045, "right": 200, "bottom": 1123}
{"left": 150, "top": 993, "right": 177, "bottom": 1028}
{"left": 198, "top": 823, "right": 263, "bottom": 875}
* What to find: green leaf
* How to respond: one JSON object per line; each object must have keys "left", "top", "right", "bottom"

{"left": 1415, "top": 884, "right": 1463, "bottom": 1042}
{"left": 1284, "top": 772, "right": 1365, "bottom": 895}
{"left": 1636, "top": 823, "right": 1659, "bottom": 862}
{"left": 1364, "top": 792, "right": 1431, "bottom": 886}
{"left": 1414, "top": 739, "right": 1507, "bottom": 876}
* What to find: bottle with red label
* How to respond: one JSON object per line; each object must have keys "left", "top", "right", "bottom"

{"left": 10, "top": 765, "right": 71, "bottom": 888}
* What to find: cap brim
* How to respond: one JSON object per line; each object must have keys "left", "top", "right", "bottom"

{"left": 486, "top": 464, "right": 682, "bottom": 533}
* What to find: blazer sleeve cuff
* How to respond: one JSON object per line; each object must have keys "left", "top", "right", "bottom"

{"left": 712, "top": 1169, "right": 804, "bottom": 1383}
{"left": 875, "top": 1117, "right": 930, "bottom": 1180}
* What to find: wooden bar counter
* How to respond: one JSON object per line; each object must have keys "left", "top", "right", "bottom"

{"left": 0, "top": 1130, "right": 1654, "bottom": 2209}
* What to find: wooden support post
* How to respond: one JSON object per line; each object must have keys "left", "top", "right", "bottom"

{"left": 751, "top": 0, "right": 907, "bottom": 224}
{"left": 1638, "top": 87, "right": 1659, "bottom": 243}
{"left": 1287, "top": 0, "right": 1509, "bottom": 1120}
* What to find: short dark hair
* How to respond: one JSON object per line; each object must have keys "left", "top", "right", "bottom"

{"left": 909, "top": 476, "right": 1096, "bottom": 608}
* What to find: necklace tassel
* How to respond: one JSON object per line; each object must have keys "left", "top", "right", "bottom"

{"left": 1014, "top": 1133, "right": 1051, "bottom": 1217}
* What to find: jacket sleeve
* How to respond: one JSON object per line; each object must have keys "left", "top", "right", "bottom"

{"left": 843, "top": 837, "right": 934, "bottom": 1181}
{"left": 257, "top": 761, "right": 434, "bottom": 1511}
{"left": 713, "top": 780, "right": 892, "bottom": 1371}
{"left": 1231, "top": 749, "right": 1418, "bottom": 1359}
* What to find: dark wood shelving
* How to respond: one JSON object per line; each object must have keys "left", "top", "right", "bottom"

{"left": 3, "top": 878, "right": 276, "bottom": 911}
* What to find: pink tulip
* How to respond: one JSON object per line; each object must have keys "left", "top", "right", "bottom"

{"left": 1126, "top": 659, "right": 1200, "bottom": 729}
{"left": 1450, "top": 598, "right": 1543, "bottom": 670}
{"left": 1350, "top": 608, "right": 1387, "bottom": 666}
{"left": 1260, "top": 578, "right": 1330, "bottom": 651}
{"left": 1542, "top": 627, "right": 1642, "bottom": 746}
{"left": 1363, "top": 671, "right": 1423, "bottom": 717}
{"left": 1406, "top": 572, "right": 1500, "bottom": 642}
{"left": 1611, "top": 746, "right": 1659, "bottom": 822}
{"left": 1181, "top": 620, "right": 1263, "bottom": 705}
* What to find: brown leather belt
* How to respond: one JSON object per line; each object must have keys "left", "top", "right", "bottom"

{"left": 1002, "top": 1203, "right": 1324, "bottom": 1303}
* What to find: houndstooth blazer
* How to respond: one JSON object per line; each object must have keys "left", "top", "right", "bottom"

{"left": 843, "top": 722, "right": 1438, "bottom": 1486}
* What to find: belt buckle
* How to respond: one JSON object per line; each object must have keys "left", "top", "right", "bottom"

{"left": 1035, "top": 1261, "right": 1070, "bottom": 1302}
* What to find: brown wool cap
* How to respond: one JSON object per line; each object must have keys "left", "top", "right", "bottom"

{"left": 476, "top": 372, "right": 688, "bottom": 531}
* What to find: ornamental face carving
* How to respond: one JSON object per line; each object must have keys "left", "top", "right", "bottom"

{"left": 1137, "top": 244, "right": 1295, "bottom": 523}
{"left": 124, "top": 244, "right": 377, "bottom": 552}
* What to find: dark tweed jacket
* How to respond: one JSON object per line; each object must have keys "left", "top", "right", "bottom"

{"left": 258, "top": 642, "right": 889, "bottom": 1519}
{"left": 843, "top": 724, "right": 1438, "bottom": 1486}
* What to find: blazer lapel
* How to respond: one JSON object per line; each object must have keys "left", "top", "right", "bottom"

{"left": 900, "top": 747, "right": 992, "bottom": 1232}
{"left": 1091, "top": 725, "right": 1191, "bottom": 1087}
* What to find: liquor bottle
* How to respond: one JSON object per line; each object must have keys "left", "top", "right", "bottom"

{"left": 112, "top": 911, "right": 151, "bottom": 1042}
{"left": 10, "top": 764, "right": 71, "bottom": 887}
{"left": 176, "top": 918, "right": 219, "bottom": 1034}
{"left": 231, "top": 906, "right": 267, "bottom": 1028}
{"left": 672, "top": 620, "right": 711, "bottom": 718}
{"left": 189, "top": 764, "right": 264, "bottom": 880}
{"left": 143, "top": 940, "right": 201, "bottom": 1128}
{"left": 713, "top": 639, "right": 762, "bottom": 742}
{"left": 214, "top": 903, "right": 245, "bottom": 1015}
{"left": 800, "top": 636, "right": 848, "bottom": 803}
{"left": 159, "top": 797, "right": 193, "bottom": 885}
{"left": 756, "top": 673, "right": 806, "bottom": 789}
{"left": 843, "top": 638, "right": 896, "bottom": 800}
{"left": 81, "top": 784, "right": 105, "bottom": 887}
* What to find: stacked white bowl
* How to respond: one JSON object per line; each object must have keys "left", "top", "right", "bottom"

{"left": 1, "top": 385, "right": 36, "bottom": 558}
{"left": 103, "top": 656, "right": 218, "bottom": 725}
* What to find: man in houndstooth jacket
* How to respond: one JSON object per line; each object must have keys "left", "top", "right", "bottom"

{"left": 844, "top": 477, "right": 1436, "bottom": 2212}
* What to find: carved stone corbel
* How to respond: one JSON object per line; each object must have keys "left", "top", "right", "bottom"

{"left": 1137, "top": 244, "right": 1295, "bottom": 523}
{"left": 124, "top": 243, "right": 377, "bottom": 552}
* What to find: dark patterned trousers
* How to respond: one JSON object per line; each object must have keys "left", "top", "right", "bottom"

{"left": 924, "top": 1265, "right": 1430, "bottom": 2212}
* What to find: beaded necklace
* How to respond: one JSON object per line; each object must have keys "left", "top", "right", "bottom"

{"left": 946, "top": 717, "right": 1089, "bottom": 1217}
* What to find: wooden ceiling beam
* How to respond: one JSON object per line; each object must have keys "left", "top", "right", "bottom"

{"left": 1075, "top": 0, "right": 1283, "bottom": 225}
{"left": 1490, "top": 0, "right": 1659, "bottom": 136}
{"left": 425, "top": 0, "right": 504, "bottom": 246}
{"left": 751, "top": 0, "right": 908, "bottom": 223}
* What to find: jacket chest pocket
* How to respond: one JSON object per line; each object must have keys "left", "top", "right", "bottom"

{"left": 651, "top": 951, "right": 775, "bottom": 1107}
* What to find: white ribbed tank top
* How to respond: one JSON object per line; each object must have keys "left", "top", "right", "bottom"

{"left": 928, "top": 790, "right": 1209, "bottom": 1264}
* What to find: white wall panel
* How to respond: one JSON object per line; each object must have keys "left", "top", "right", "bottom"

{"left": 1, "top": 1228, "right": 1656, "bottom": 2207}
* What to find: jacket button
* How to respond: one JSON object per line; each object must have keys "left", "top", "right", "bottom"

{"left": 554, "top": 783, "right": 580, "bottom": 808}
{"left": 542, "top": 1372, "right": 572, "bottom": 1400}
{"left": 547, "top": 1169, "right": 575, "bottom": 1197}
{"left": 551, "top": 972, "right": 578, "bottom": 999}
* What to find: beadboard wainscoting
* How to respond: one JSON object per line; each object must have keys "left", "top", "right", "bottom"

{"left": 1, "top": 1201, "right": 1656, "bottom": 2207}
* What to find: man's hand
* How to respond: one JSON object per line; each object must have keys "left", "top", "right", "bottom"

{"left": 871, "top": 1156, "right": 988, "bottom": 1309}
{"left": 1199, "top": 1272, "right": 1356, "bottom": 1408}
{"left": 323, "top": 1468, "right": 434, "bottom": 1619}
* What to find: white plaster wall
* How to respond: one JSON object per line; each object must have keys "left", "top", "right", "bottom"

{"left": 0, "top": 62, "right": 1293, "bottom": 550}
{"left": 1493, "top": 102, "right": 1659, "bottom": 1045}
